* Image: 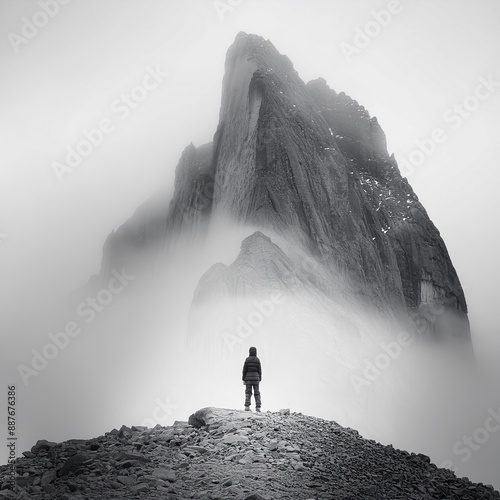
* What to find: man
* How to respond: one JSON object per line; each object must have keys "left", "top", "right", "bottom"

{"left": 242, "top": 346, "right": 262, "bottom": 412}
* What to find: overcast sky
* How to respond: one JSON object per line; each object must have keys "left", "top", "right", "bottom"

{"left": 1, "top": 0, "right": 499, "bottom": 487}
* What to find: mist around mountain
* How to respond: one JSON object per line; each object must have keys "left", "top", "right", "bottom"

{"left": 92, "top": 32, "right": 478, "bottom": 446}
{"left": 4, "top": 32, "right": 499, "bottom": 494}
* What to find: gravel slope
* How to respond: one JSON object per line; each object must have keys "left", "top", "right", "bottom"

{"left": 0, "top": 407, "right": 498, "bottom": 499}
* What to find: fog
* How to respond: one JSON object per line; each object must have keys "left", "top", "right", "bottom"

{"left": 1, "top": 0, "right": 500, "bottom": 491}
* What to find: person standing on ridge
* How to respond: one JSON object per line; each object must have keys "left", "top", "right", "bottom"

{"left": 242, "top": 346, "right": 262, "bottom": 412}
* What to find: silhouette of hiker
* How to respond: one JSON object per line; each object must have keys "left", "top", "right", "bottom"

{"left": 242, "top": 346, "right": 262, "bottom": 412}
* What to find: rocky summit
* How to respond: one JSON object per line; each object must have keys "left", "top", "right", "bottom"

{"left": 1, "top": 407, "right": 498, "bottom": 499}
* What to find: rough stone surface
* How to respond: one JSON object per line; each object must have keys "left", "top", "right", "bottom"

{"left": 30, "top": 442, "right": 56, "bottom": 457}
{"left": 1, "top": 407, "right": 497, "bottom": 499}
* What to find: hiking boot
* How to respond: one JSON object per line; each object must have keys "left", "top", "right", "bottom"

{"left": 256, "top": 408, "right": 261, "bottom": 413}
{"left": 244, "top": 406, "right": 250, "bottom": 411}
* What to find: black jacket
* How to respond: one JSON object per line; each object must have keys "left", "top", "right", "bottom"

{"left": 242, "top": 346, "right": 262, "bottom": 384}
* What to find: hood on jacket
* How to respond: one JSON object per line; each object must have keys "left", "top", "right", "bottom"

{"left": 249, "top": 346, "right": 257, "bottom": 356}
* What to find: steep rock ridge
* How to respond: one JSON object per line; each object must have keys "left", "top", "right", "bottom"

{"left": 208, "top": 32, "right": 467, "bottom": 336}
{"left": 209, "top": 33, "right": 414, "bottom": 312}
{"left": 165, "top": 142, "right": 215, "bottom": 240}
{"left": 189, "top": 230, "right": 362, "bottom": 332}
{"left": 192, "top": 231, "right": 322, "bottom": 305}
{"left": 100, "top": 192, "right": 170, "bottom": 279}
{"left": 1, "top": 408, "right": 498, "bottom": 499}
{"left": 212, "top": 34, "right": 354, "bottom": 268}
{"left": 187, "top": 230, "right": 352, "bottom": 357}
{"left": 100, "top": 142, "right": 214, "bottom": 278}
{"left": 97, "top": 31, "right": 470, "bottom": 342}
{"left": 304, "top": 77, "right": 468, "bottom": 337}
{"left": 186, "top": 230, "right": 400, "bottom": 384}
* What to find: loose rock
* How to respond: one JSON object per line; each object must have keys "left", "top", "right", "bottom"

{"left": 0, "top": 407, "right": 497, "bottom": 499}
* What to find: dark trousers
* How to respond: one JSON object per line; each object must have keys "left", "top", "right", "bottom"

{"left": 245, "top": 383, "right": 261, "bottom": 408}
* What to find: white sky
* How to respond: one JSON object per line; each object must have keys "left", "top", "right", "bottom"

{"left": 0, "top": 0, "right": 499, "bottom": 488}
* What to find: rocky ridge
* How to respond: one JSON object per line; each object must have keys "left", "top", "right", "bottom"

{"left": 0, "top": 408, "right": 498, "bottom": 500}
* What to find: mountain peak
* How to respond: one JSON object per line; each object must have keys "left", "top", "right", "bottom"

{"left": 306, "top": 76, "right": 338, "bottom": 98}
{"left": 233, "top": 31, "right": 267, "bottom": 46}
{"left": 229, "top": 32, "right": 278, "bottom": 61}
{"left": 99, "top": 33, "right": 471, "bottom": 346}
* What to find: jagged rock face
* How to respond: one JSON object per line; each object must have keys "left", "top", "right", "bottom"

{"left": 100, "top": 192, "right": 171, "bottom": 279}
{"left": 213, "top": 34, "right": 354, "bottom": 261}
{"left": 188, "top": 229, "right": 371, "bottom": 362}
{"left": 2, "top": 407, "right": 498, "bottom": 499}
{"left": 98, "top": 31, "right": 470, "bottom": 343}
{"left": 100, "top": 142, "right": 214, "bottom": 278}
{"left": 166, "top": 142, "right": 214, "bottom": 238}
{"left": 212, "top": 34, "right": 400, "bottom": 306}
{"left": 210, "top": 33, "right": 467, "bottom": 326}
{"left": 192, "top": 231, "right": 312, "bottom": 305}
{"left": 305, "top": 77, "right": 467, "bottom": 315}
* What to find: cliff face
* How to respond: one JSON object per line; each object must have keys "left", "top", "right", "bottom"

{"left": 305, "top": 77, "right": 466, "bottom": 312}
{"left": 98, "top": 32, "right": 470, "bottom": 344}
